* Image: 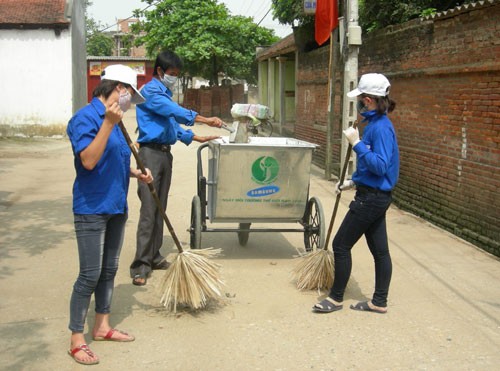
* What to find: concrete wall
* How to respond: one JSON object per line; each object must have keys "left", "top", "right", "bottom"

{"left": 284, "top": 59, "right": 296, "bottom": 122}
{"left": 0, "top": 0, "right": 85, "bottom": 136}
{"left": 294, "top": 3, "right": 500, "bottom": 256}
{"left": 0, "top": 28, "right": 72, "bottom": 134}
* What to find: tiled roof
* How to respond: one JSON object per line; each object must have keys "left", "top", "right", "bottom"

{"left": 256, "top": 33, "right": 296, "bottom": 60}
{"left": 0, "top": 0, "right": 69, "bottom": 27}
{"left": 421, "top": 0, "right": 498, "bottom": 20}
{"left": 87, "top": 56, "right": 152, "bottom": 61}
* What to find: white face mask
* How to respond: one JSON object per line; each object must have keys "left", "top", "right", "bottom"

{"left": 161, "top": 73, "right": 178, "bottom": 89}
{"left": 118, "top": 89, "right": 132, "bottom": 112}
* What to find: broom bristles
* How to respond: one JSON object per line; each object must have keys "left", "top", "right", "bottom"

{"left": 292, "top": 249, "right": 334, "bottom": 291}
{"left": 159, "top": 248, "right": 224, "bottom": 312}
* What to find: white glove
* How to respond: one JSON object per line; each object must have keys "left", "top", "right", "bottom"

{"left": 335, "top": 179, "right": 355, "bottom": 195}
{"left": 343, "top": 127, "right": 360, "bottom": 147}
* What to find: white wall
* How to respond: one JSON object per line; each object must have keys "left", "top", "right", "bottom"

{"left": 0, "top": 29, "right": 73, "bottom": 127}
{"left": 70, "top": 0, "right": 88, "bottom": 114}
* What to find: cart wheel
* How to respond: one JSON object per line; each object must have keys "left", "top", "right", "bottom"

{"left": 190, "top": 195, "right": 202, "bottom": 249}
{"left": 238, "top": 223, "right": 251, "bottom": 246}
{"left": 303, "top": 197, "right": 325, "bottom": 252}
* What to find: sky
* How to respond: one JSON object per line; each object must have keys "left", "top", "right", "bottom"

{"left": 87, "top": 0, "right": 293, "bottom": 38}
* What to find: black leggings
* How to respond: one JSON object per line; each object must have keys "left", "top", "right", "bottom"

{"left": 329, "top": 189, "right": 393, "bottom": 307}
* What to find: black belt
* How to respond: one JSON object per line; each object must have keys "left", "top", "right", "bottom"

{"left": 141, "top": 142, "right": 171, "bottom": 152}
{"left": 356, "top": 184, "right": 392, "bottom": 195}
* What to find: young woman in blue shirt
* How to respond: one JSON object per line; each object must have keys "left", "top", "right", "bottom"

{"left": 66, "top": 65, "right": 152, "bottom": 365}
{"left": 313, "top": 73, "right": 399, "bottom": 314}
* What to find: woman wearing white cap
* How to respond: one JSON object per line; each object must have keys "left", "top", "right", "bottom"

{"left": 66, "top": 64, "right": 153, "bottom": 365}
{"left": 313, "top": 73, "right": 399, "bottom": 314}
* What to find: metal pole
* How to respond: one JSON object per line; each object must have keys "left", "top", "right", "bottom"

{"left": 325, "top": 28, "right": 338, "bottom": 180}
{"left": 340, "top": 0, "right": 361, "bottom": 177}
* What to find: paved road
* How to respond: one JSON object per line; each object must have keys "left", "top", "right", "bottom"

{"left": 0, "top": 110, "right": 499, "bottom": 370}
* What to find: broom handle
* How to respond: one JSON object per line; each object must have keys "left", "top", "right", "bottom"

{"left": 118, "top": 120, "right": 184, "bottom": 253}
{"left": 324, "top": 121, "right": 358, "bottom": 250}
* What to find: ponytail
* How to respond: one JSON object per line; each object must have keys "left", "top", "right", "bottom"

{"left": 363, "top": 94, "right": 396, "bottom": 114}
{"left": 385, "top": 96, "right": 396, "bottom": 113}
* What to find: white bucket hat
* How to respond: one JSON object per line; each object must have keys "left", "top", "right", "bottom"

{"left": 101, "top": 64, "right": 146, "bottom": 104}
{"left": 347, "top": 73, "right": 391, "bottom": 97}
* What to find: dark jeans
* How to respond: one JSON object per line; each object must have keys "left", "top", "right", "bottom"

{"left": 329, "top": 189, "right": 393, "bottom": 307}
{"left": 130, "top": 146, "right": 173, "bottom": 278}
{"left": 69, "top": 213, "right": 127, "bottom": 333}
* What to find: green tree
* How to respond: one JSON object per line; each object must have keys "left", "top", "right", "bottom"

{"left": 359, "top": 0, "right": 473, "bottom": 32}
{"left": 271, "top": 0, "right": 313, "bottom": 27}
{"left": 132, "top": 0, "right": 279, "bottom": 85}
{"left": 85, "top": 0, "right": 114, "bottom": 56}
{"left": 272, "top": 0, "right": 473, "bottom": 32}
{"left": 119, "top": 34, "right": 134, "bottom": 57}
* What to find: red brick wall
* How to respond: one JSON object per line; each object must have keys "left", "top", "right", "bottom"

{"left": 183, "top": 88, "right": 200, "bottom": 112}
{"left": 296, "top": 47, "right": 343, "bottom": 169}
{"left": 231, "top": 84, "right": 245, "bottom": 106}
{"left": 197, "top": 88, "right": 212, "bottom": 117}
{"left": 219, "top": 86, "right": 231, "bottom": 118}
{"left": 211, "top": 86, "right": 221, "bottom": 117}
{"left": 182, "top": 84, "right": 245, "bottom": 119}
{"left": 295, "top": 4, "right": 500, "bottom": 255}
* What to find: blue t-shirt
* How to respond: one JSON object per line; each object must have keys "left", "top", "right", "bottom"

{"left": 136, "top": 78, "right": 197, "bottom": 145}
{"left": 352, "top": 110, "right": 400, "bottom": 191}
{"left": 67, "top": 98, "right": 131, "bottom": 214}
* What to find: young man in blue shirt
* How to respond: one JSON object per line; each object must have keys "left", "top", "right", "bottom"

{"left": 130, "top": 50, "right": 224, "bottom": 286}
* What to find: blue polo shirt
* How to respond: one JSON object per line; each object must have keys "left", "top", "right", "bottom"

{"left": 352, "top": 110, "right": 400, "bottom": 191}
{"left": 67, "top": 98, "right": 131, "bottom": 214}
{"left": 136, "top": 78, "right": 197, "bottom": 145}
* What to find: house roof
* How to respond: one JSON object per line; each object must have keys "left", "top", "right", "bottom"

{"left": 87, "top": 56, "right": 153, "bottom": 62}
{"left": 0, "top": 0, "right": 69, "bottom": 29}
{"left": 256, "top": 33, "right": 296, "bottom": 61}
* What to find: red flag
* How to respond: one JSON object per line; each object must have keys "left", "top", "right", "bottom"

{"left": 315, "top": 0, "right": 339, "bottom": 45}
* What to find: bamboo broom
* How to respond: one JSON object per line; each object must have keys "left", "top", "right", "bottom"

{"left": 118, "top": 121, "right": 224, "bottom": 312}
{"left": 293, "top": 121, "right": 358, "bottom": 291}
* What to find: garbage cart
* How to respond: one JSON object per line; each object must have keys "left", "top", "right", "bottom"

{"left": 189, "top": 137, "right": 325, "bottom": 252}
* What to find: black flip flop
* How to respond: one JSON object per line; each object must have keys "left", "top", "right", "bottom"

{"left": 152, "top": 260, "right": 171, "bottom": 270}
{"left": 350, "top": 301, "right": 387, "bottom": 314}
{"left": 312, "top": 297, "right": 343, "bottom": 313}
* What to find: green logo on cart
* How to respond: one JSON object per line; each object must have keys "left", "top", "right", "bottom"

{"left": 251, "top": 156, "right": 279, "bottom": 185}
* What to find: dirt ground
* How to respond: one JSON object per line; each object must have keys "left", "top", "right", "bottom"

{"left": 0, "top": 110, "right": 499, "bottom": 370}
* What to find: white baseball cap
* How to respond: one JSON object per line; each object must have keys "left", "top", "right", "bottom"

{"left": 101, "top": 64, "right": 146, "bottom": 104}
{"left": 347, "top": 73, "right": 391, "bottom": 97}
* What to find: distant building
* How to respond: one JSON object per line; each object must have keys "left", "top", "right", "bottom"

{"left": 86, "top": 56, "right": 154, "bottom": 102}
{"left": 0, "top": 0, "right": 86, "bottom": 134}
{"left": 110, "top": 18, "right": 146, "bottom": 58}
